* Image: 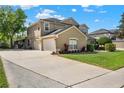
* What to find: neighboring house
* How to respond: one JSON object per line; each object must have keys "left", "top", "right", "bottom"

{"left": 87, "top": 35, "right": 96, "bottom": 44}
{"left": 113, "top": 40, "right": 124, "bottom": 50}
{"left": 26, "top": 17, "right": 88, "bottom": 52}
{"left": 89, "top": 29, "right": 117, "bottom": 40}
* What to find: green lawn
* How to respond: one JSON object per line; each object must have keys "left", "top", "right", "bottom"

{"left": 61, "top": 51, "right": 124, "bottom": 70}
{"left": 0, "top": 58, "right": 8, "bottom": 88}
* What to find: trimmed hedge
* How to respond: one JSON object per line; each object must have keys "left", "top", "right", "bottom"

{"left": 87, "top": 44, "right": 94, "bottom": 52}
{"left": 105, "top": 43, "right": 116, "bottom": 52}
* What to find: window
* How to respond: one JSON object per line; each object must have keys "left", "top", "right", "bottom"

{"left": 44, "top": 22, "right": 50, "bottom": 31}
{"left": 69, "top": 39, "right": 78, "bottom": 50}
{"left": 38, "top": 27, "right": 40, "bottom": 31}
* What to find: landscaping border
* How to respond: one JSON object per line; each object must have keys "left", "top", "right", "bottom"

{"left": 0, "top": 57, "right": 8, "bottom": 88}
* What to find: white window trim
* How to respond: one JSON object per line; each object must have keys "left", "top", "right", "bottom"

{"left": 68, "top": 38, "right": 78, "bottom": 51}
{"left": 44, "top": 21, "right": 50, "bottom": 32}
{"left": 69, "top": 38, "right": 78, "bottom": 40}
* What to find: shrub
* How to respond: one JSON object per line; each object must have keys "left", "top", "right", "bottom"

{"left": 97, "top": 37, "right": 112, "bottom": 45}
{"left": 0, "top": 43, "right": 9, "bottom": 49}
{"left": 93, "top": 44, "right": 99, "bottom": 50}
{"left": 64, "top": 43, "right": 68, "bottom": 52}
{"left": 87, "top": 44, "right": 94, "bottom": 52}
{"left": 105, "top": 43, "right": 116, "bottom": 52}
{"left": 81, "top": 46, "right": 85, "bottom": 52}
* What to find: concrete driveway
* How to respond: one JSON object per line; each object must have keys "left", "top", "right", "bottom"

{"left": 0, "top": 50, "right": 111, "bottom": 88}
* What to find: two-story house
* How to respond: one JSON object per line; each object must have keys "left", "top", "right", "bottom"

{"left": 26, "top": 17, "right": 88, "bottom": 52}
{"left": 89, "top": 29, "right": 117, "bottom": 40}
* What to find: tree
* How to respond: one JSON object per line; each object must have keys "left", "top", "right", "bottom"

{"left": 0, "top": 6, "right": 27, "bottom": 48}
{"left": 97, "top": 37, "right": 112, "bottom": 45}
{"left": 117, "top": 13, "right": 124, "bottom": 39}
{"left": 0, "top": 6, "right": 12, "bottom": 44}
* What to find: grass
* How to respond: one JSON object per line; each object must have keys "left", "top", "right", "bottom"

{"left": 61, "top": 51, "right": 124, "bottom": 70}
{"left": 0, "top": 58, "right": 8, "bottom": 88}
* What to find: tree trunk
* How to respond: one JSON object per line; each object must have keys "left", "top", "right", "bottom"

{"left": 10, "top": 37, "right": 13, "bottom": 48}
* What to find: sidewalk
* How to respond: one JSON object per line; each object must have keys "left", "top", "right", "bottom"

{"left": 73, "top": 67, "right": 124, "bottom": 88}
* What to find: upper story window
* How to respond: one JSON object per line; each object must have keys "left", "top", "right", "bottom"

{"left": 38, "top": 27, "right": 40, "bottom": 31}
{"left": 44, "top": 22, "right": 50, "bottom": 31}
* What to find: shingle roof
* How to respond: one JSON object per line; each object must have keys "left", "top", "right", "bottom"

{"left": 79, "top": 24, "right": 89, "bottom": 29}
{"left": 89, "top": 29, "right": 111, "bottom": 35}
{"left": 46, "top": 25, "right": 72, "bottom": 35}
{"left": 45, "top": 18, "right": 61, "bottom": 22}
{"left": 61, "top": 17, "right": 79, "bottom": 26}
{"left": 87, "top": 35, "right": 96, "bottom": 40}
{"left": 109, "top": 29, "right": 119, "bottom": 33}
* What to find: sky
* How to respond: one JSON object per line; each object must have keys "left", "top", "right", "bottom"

{"left": 13, "top": 5, "right": 124, "bottom": 32}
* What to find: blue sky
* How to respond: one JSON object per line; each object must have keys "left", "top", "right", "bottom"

{"left": 14, "top": 5, "right": 124, "bottom": 32}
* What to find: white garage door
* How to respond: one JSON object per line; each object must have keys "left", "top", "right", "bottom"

{"left": 43, "top": 38, "right": 56, "bottom": 51}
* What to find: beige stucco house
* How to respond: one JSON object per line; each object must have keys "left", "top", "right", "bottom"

{"left": 26, "top": 17, "right": 88, "bottom": 52}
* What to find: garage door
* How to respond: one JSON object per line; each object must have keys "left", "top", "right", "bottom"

{"left": 43, "top": 38, "right": 56, "bottom": 51}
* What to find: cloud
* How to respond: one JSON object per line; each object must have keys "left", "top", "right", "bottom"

{"left": 20, "top": 5, "right": 39, "bottom": 10}
{"left": 25, "top": 19, "right": 33, "bottom": 27}
{"left": 35, "top": 9, "right": 65, "bottom": 20}
{"left": 99, "top": 10, "right": 107, "bottom": 13}
{"left": 72, "top": 8, "right": 77, "bottom": 12}
{"left": 94, "top": 19, "right": 100, "bottom": 22}
{"left": 84, "top": 8, "right": 95, "bottom": 12}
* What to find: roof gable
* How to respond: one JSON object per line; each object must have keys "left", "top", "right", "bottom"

{"left": 57, "top": 26, "right": 87, "bottom": 39}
